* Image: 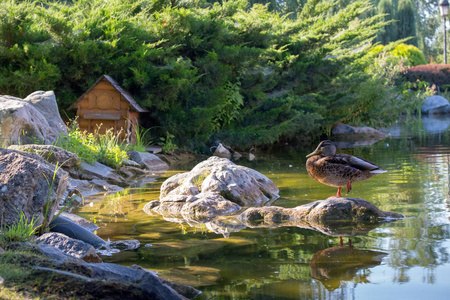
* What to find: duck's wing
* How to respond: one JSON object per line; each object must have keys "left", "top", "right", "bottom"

{"left": 333, "top": 154, "right": 384, "bottom": 171}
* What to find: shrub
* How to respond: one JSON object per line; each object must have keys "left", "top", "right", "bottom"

{"left": 402, "top": 64, "right": 450, "bottom": 90}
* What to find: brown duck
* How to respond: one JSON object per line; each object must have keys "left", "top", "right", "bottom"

{"left": 306, "top": 140, "right": 386, "bottom": 197}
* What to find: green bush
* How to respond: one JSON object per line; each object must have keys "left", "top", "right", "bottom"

{"left": 0, "top": 0, "right": 402, "bottom": 149}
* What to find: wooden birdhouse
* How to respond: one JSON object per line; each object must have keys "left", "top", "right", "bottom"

{"left": 70, "top": 75, "right": 146, "bottom": 141}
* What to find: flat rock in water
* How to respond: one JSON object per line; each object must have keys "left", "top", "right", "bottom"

{"left": 239, "top": 197, "right": 404, "bottom": 236}
{"left": 332, "top": 123, "right": 387, "bottom": 138}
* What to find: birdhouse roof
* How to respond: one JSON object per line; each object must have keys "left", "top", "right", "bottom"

{"left": 69, "top": 75, "right": 147, "bottom": 112}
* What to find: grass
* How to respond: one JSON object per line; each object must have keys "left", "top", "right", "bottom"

{"left": 0, "top": 212, "right": 38, "bottom": 245}
{"left": 54, "top": 120, "right": 129, "bottom": 169}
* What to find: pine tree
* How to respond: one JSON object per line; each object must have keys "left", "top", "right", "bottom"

{"left": 377, "top": 0, "right": 397, "bottom": 44}
{"left": 397, "top": 0, "right": 417, "bottom": 46}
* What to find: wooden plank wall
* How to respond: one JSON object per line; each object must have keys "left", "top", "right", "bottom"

{"left": 77, "top": 79, "right": 138, "bottom": 139}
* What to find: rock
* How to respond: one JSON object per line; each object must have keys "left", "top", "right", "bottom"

{"left": 122, "top": 158, "right": 141, "bottom": 168}
{"left": 117, "top": 166, "right": 135, "bottom": 178}
{"left": 33, "top": 243, "right": 80, "bottom": 264}
{"left": 160, "top": 156, "right": 279, "bottom": 206}
{"left": 90, "top": 179, "right": 123, "bottom": 193}
{"left": 58, "top": 212, "right": 99, "bottom": 232}
{"left": 421, "top": 95, "right": 450, "bottom": 114}
{"left": 80, "top": 161, "right": 125, "bottom": 185}
{"left": 97, "top": 239, "right": 140, "bottom": 256}
{"left": 50, "top": 216, "right": 106, "bottom": 248}
{"left": 212, "top": 143, "right": 232, "bottom": 159}
{"left": 37, "top": 232, "right": 103, "bottom": 263}
{"left": 29, "top": 243, "right": 195, "bottom": 299}
{"left": 248, "top": 153, "right": 255, "bottom": 161}
{"left": 129, "top": 151, "right": 169, "bottom": 171}
{"left": 0, "top": 91, "right": 67, "bottom": 146}
{"left": 239, "top": 197, "right": 404, "bottom": 236}
{"left": 0, "top": 148, "right": 68, "bottom": 227}
{"left": 180, "top": 192, "right": 242, "bottom": 221}
{"left": 332, "top": 123, "right": 387, "bottom": 138}
{"left": 8, "top": 144, "right": 79, "bottom": 168}
{"left": 0, "top": 247, "right": 4, "bottom": 255}
{"left": 146, "top": 156, "right": 278, "bottom": 224}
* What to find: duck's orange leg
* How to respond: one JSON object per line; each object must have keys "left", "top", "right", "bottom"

{"left": 332, "top": 186, "right": 342, "bottom": 198}
{"left": 346, "top": 181, "right": 352, "bottom": 193}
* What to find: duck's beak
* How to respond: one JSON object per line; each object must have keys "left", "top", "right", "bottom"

{"left": 306, "top": 149, "right": 320, "bottom": 158}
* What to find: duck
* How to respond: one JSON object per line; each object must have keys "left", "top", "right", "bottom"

{"left": 306, "top": 140, "right": 386, "bottom": 198}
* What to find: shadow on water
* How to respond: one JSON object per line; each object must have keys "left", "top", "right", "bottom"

{"left": 73, "top": 115, "right": 450, "bottom": 299}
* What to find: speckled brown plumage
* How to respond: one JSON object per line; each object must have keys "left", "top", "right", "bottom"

{"left": 306, "top": 140, "right": 386, "bottom": 197}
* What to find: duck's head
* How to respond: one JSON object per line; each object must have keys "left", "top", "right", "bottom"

{"left": 306, "top": 140, "right": 337, "bottom": 158}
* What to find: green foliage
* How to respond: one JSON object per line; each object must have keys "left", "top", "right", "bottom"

{"left": 0, "top": 211, "right": 38, "bottom": 245}
{"left": 55, "top": 120, "right": 128, "bottom": 168}
{"left": 377, "top": 0, "right": 397, "bottom": 45}
{"left": 0, "top": 0, "right": 406, "bottom": 149}
{"left": 391, "top": 43, "right": 426, "bottom": 66}
{"left": 397, "top": 0, "right": 416, "bottom": 46}
{"left": 93, "top": 128, "right": 128, "bottom": 169}
{"left": 128, "top": 122, "right": 153, "bottom": 153}
{"left": 158, "top": 132, "right": 178, "bottom": 154}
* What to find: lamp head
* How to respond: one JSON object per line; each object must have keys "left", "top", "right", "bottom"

{"left": 440, "top": 0, "right": 449, "bottom": 18}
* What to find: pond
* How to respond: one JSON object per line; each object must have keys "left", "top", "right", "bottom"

{"left": 74, "top": 116, "right": 450, "bottom": 300}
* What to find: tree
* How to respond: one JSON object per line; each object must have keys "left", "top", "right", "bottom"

{"left": 397, "top": 0, "right": 417, "bottom": 46}
{"left": 377, "top": 0, "right": 397, "bottom": 44}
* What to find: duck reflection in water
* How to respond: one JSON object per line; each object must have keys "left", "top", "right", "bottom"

{"left": 309, "top": 241, "right": 387, "bottom": 291}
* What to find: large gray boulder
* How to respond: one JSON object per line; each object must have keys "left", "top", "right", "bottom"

{"left": 0, "top": 91, "right": 67, "bottom": 146}
{"left": 160, "top": 156, "right": 279, "bottom": 206}
{"left": 421, "top": 95, "right": 450, "bottom": 114}
{"left": 145, "top": 156, "right": 279, "bottom": 223}
{"left": 0, "top": 148, "right": 68, "bottom": 227}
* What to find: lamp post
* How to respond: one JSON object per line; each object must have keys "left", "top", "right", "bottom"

{"left": 440, "top": 0, "right": 449, "bottom": 64}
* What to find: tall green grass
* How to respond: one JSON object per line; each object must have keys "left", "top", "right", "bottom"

{"left": 55, "top": 120, "right": 129, "bottom": 169}
{"left": 0, "top": 211, "right": 38, "bottom": 245}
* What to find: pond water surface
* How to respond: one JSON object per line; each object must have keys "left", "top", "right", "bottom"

{"left": 75, "top": 117, "right": 450, "bottom": 299}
